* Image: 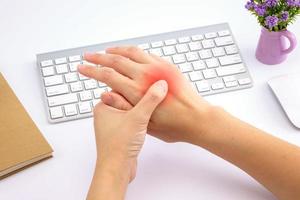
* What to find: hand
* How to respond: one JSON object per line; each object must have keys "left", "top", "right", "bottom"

{"left": 78, "top": 46, "right": 213, "bottom": 143}
{"left": 93, "top": 80, "right": 168, "bottom": 181}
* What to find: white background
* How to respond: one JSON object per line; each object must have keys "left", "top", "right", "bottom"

{"left": 0, "top": 0, "right": 300, "bottom": 199}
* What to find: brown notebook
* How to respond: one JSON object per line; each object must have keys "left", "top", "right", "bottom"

{"left": 0, "top": 73, "right": 53, "bottom": 179}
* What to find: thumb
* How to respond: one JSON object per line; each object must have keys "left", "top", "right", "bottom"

{"left": 131, "top": 80, "right": 168, "bottom": 121}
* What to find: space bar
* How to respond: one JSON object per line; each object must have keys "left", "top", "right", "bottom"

{"left": 48, "top": 93, "right": 78, "bottom": 107}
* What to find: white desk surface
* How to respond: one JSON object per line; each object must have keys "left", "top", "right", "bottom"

{"left": 0, "top": 0, "right": 299, "bottom": 199}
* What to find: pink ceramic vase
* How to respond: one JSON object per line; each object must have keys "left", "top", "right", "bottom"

{"left": 256, "top": 28, "right": 297, "bottom": 65}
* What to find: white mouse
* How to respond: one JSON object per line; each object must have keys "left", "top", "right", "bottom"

{"left": 268, "top": 73, "right": 300, "bottom": 129}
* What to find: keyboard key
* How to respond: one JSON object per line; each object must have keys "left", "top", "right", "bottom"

{"left": 216, "top": 64, "right": 246, "bottom": 76}
{"left": 212, "top": 47, "right": 225, "bottom": 57}
{"left": 218, "top": 30, "right": 230, "bottom": 36}
{"left": 196, "top": 80, "right": 210, "bottom": 92}
{"left": 138, "top": 43, "right": 150, "bottom": 50}
{"left": 41, "top": 60, "right": 54, "bottom": 67}
{"left": 46, "top": 85, "right": 69, "bottom": 97}
{"left": 225, "top": 45, "right": 238, "bottom": 55}
{"left": 48, "top": 93, "right": 78, "bottom": 107}
{"left": 178, "top": 63, "right": 193, "bottom": 73}
{"left": 191, "top": 34, "right": 204, "bottom": 41}
{"left": 189, "top": 71, "right": 203, "bottom": 81}
{"left": 79, "top": 91, "right": 92, "bottom": 101}
{"left": 163, "top": 46, "right": 176, "bottom": 56}
{"left": 64, "top": 104, "right": 78, "bottom": 116}
{"left": 164, "top": 39, "right": 177, "bottom": 46}
{"left": 192, "top": 60, "right": 206, "bottom": 70}
{"left": 56, "top": 64, "right": 68, "bottom": 74}
{"left": 215, "top": 36, "right": 234, "bottom": 47}
{"left": 188, "top": 42, "right": 202, "bottom": 51}
{"left": 69, "top": 55, "right": 81, "bottom": 62}
{"left": 69, "top": 62, "right": 81, "bottom": 72}
{"left": 78, "top": 102, "right": 92, "bottom": 114}
{"left": 42, "top": 66, "right": 55, "bottom": 77}
{"left": 185, "top": 52, "right": 199, "bottom": 62}
{"left": 149, "top": 48, "right": 163, "bottom": 56}
{"left": 93, "top": 88, "right": 107, "bottom": 99}
{"left": 172, "top": 54, "right": 186, "bottom": 64}
{"left": 206, "top": 58, "right": 219, "bottom": 68}
{"left": 219, "top": 54, "right": 242, "bottom": 66}
{"left": 225, "top": 81, "right": 238, "bottom": 88}
{"left": 178, "top": 37, "right": 191, "bottom": 43}
{"left": 205, "top": 32, "right": 217, "bottom": 39}
{"left": 151, "top": 41, "right": 163, "bottom": 48}
{"left": 238, "top": 78, "right": 251, "bottom": 85}
{"left": 84, "top": 79, "right": 98, "bottom": 90}
{"left": 98, "top": 81, "right": 107, "bottom": 87}
{"left": 49, "top": 106, "right": 64, "bottom": 119}
{"left": 55, "top": 57, "right": 67, "bottom": 65}
{"left": 212, "top": 82, "right": 225, "bottom": 90}
{"left": 223, "top": 76, "right": 236, "bottom": 82}
{"left": 199, "top": 49, "right": 212, "bottom": 59}
{"left": 176, "top": 44, "right": 189, "bottom": 53}
{"left": 44, "top": 75, "right": 63, "bottom": 86}
{"left": 70, "top": 82, "right": 83, "bottom": 92}
{"left": 203, "top": 69, "right": 217, "bottom": 79}
{"left": 64, "top": 72, "right": 78, "bottom": 83}
{"left": 202, "top": 40, "right": 215, "bottom": 49}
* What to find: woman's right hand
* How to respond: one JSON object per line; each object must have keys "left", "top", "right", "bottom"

{"left": 78, "top": 46, "right": 214, "bottom": 143}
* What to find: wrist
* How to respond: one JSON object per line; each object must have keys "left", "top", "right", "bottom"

{"left": 96, "top": 155, "right": 133, "bottom": 184}
{"left": 183, "top": 98, "right": 227, "bottom": 145}
{"left": 88, "top": 155, "right": 134, "bottom": 200}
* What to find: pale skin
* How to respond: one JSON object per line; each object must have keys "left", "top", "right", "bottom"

{"left": 78, "top": 46, "right": 300, "bottom": 200}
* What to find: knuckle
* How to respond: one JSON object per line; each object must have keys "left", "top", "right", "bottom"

{"left": 111, "top": 55, "right": 124, "bottom": 66}
{"left": 127, "top": 46, "right": 139, "bottom": 56}
{"left": 100, "top": 67, "right": 115, "bottom": 82}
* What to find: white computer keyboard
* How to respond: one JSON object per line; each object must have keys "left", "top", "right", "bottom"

{"left": 37, "top": 23, "right": 253, "bottom": 123}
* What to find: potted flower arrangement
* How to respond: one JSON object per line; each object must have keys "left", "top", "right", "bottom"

{"left": 245, "top": 0, "right": 300, "bottom": 65}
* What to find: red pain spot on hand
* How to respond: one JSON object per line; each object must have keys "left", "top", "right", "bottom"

{"left": 142, "top": 66, "right": 182, "bottom": 103}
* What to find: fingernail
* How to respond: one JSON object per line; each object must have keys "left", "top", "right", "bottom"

{"left": 156, "top": 80, "right": 168, "bottom": 94}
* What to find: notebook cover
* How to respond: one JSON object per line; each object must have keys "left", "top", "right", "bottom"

{"left": 0, "top": 73, "right": 53, "bottom": 178}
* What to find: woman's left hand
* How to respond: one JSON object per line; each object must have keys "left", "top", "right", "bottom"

{"left": 94, "top": 80, "right": 168, "bottom": 180}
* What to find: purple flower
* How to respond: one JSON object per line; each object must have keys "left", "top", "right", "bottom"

{"left": 254, "top": 4, "right": 267, "bottom": 16}
{"left": 266, "top": 0, "right": 279, "bottom": 7}
{"left": 245, "top": 0, "right": 255, "bottom": 10}
{"left": 265, "top": 15, "right": 279, "bottom": 28}
{"left": 281, "top": 11, "right": 289, "bottom": 21}
{"left": 286, "top": 0, "right": 300, "bottom": 7}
